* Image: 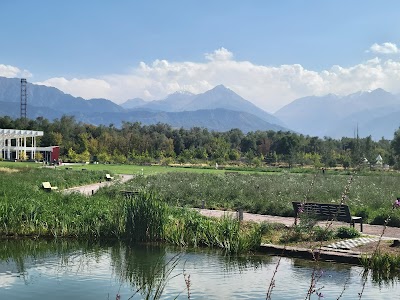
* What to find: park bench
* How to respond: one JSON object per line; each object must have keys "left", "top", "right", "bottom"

{"left": 41, "top": 181, "right": 58, "bottom": 191}
{"left": 105, "top": 173, "right": 114, "bottom": 181}
{"left": 292, "top": 201, "right": 363, "bottom": 232}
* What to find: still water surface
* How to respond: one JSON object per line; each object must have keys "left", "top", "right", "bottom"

{"left": 0, "top": 240, "right": 398, "bottom": 299}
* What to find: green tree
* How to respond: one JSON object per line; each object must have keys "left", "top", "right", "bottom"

{"left": 390, "top": 128, "right": 400, "bottom": 168}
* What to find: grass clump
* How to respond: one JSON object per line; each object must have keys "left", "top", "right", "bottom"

{"left": 335, "top": 226, "right": 361, "bottom": 239}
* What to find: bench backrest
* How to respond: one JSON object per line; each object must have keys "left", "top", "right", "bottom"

{"left": 42, "top": 182, "right": 52, "bottom": 189}
{"left": 105, "top": 174, "right": 112, "bottom": 178}
{"left": 292, "top": 201, "right": 352, "bottom": 222}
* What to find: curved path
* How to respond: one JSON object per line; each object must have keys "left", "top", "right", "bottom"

{"left": 63, "top": 174, "right": 134, "bottom": 196}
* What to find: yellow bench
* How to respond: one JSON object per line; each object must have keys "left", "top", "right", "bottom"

{"left": 105, "top": 174, "right": 114, "bottom": 181}
{"left": 42, "top": 182, "right": 58, "bottom": 191}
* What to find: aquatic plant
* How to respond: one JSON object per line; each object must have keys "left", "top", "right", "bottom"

{"left": 123, "top": 190, "right": 167, "bottom": 242}
{"left": 361, "top": 251, "right": 400, "bottom": 283}
{"left": 164, "top": 208, "right": 261, "bottom": 253}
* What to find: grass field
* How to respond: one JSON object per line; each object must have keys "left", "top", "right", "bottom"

{"left": 117, "top": 171, "right": 400, "bottom": 226}
{"left": 0, "top": 160, "right": 352, "bottom": 175}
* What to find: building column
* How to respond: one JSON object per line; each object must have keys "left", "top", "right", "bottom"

{"left": 23, "top": 136, "right": 26, "bottom": 160}
{"left": 7, "top": 138, "right": 11, "bottom": 160}
{"left": 16, "top": 138, "right": 19, "bottom": 160}
{"left": 32, "top": 136, "right": 35, "bottom": 160}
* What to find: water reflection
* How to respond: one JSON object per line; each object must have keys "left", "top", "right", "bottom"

{"left": 0, "top": 239, "right": 398, "bottom": 299}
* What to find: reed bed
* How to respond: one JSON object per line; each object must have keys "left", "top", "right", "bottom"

{"left": 165, "top": 208, "right": 261, "bottom": 253}
{"left": 119, "top": 190, "right": 261, "bottom": 253}
{"left": 361, "top": 251, "right": 400, "bottom": 283}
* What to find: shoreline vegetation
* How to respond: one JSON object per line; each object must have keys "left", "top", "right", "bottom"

{"left": 0, "top": 162, "right": 399, "bottom": 279}
{"left": 0, "top": 165, "right": 261, "bottom": 254}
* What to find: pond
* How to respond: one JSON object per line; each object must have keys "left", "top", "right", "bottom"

{"left": 0, "top": 240, "right": 398, "bottom": 299}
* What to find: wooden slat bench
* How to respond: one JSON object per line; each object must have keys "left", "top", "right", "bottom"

{"left": 42, "top": 182, "right": 58, "bottom": 191}
{"left": 292, "top": 201, "right": 363, "bottom": 232}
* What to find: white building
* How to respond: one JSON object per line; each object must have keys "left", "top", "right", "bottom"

{"left": 0, "top": 128, "right": 59, "bottom": 161}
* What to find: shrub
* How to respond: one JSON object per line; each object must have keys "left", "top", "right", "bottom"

{"left": 298, "top": 212, "right": 318, "bottom": 231}
{"left": 279, "top": 226, "right": 306, "bottom": 243}
{"left": 370, "top": 208, "right": 400, "bottom": 227}
{"left": 335, "top": 226, "right": 361, "bottom": 239}
{"left": 312, "top": 226, "right": 335, "bottom": 241}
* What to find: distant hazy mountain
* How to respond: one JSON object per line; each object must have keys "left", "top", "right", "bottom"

{"left": 120, "top": 98, "right": 147, "bottom": 109}
{"left": 79, "top": 108, "right": 287, "bottom": 133}
{"left": 127, "top": 91, "right": 196, "bottom": 112}
{"left": 0, "top": 77, "right": 124, "bottom": 114}
{"left": 182, "top": 85, "right": 286, "bottom": 127}
{"left": 274, "top": 88, "right": 400, "bottom": 139}
{"left": 120, "top": 85, "right": 285, "bottom": 127}
{"left": 0, "top": 101, "right": 64, "bottom": 120}
{"left": 0, "top": 77, "right": 287, "bottom": 133}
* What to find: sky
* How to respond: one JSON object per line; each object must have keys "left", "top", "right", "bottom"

{"left": 2, "top": 1, "right": 400, "bottom": 112}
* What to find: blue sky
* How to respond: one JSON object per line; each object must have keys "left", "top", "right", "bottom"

{"left": 1, "top": 1, "right": 400, "bottom": 112}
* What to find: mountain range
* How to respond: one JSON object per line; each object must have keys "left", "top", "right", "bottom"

{"left": 1, "top": 76, "right": 400, "bottom": 139}
{"left": 0, "top": 77, "right": 286, "bottom": 133}
{"left": 274, "top": 88, "right": 400, "bottom": 139}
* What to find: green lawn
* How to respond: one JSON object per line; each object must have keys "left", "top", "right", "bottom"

{"left": 0, "top": 161, "right": 274, "bottom": 176}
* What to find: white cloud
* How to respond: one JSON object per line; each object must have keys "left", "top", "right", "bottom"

{"left": 205, "top": 47, "right": 234, "bottom": 61}
{"left": 369, "top": 42, "right": 399, "bottom": 54}
{"left": 37, "top": 77, "right": 112, "bottom": 99}
{"left": 6, "top": 47, "right": 400, "bottom": 113}
{"left": 0, "top": 64, "right": 32, "bottom": 78}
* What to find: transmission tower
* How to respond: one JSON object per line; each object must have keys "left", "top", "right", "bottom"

{"left": 20, "top": 78, "right": 27, "bottom": 119}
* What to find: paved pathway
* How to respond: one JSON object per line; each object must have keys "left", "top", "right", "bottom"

{"left": 63, "top": 174, "right": 134, "bottom": 196}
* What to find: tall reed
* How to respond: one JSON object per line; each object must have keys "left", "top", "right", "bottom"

{"left": 361, "top": 251, "right": 400, "bottom": 283}
{"left": 124, "top": 190, "right": 167, "bottom": 242}
{"left": 164, "top": 208, "right": 261, "bottom": 253}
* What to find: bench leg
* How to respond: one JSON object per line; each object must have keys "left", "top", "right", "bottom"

{"left": 351, "top": 220, "right": 363, "bottom": 232}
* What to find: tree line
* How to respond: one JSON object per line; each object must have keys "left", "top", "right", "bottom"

{"left": 2, "top": 115, "right": 400, "bottom": 169}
